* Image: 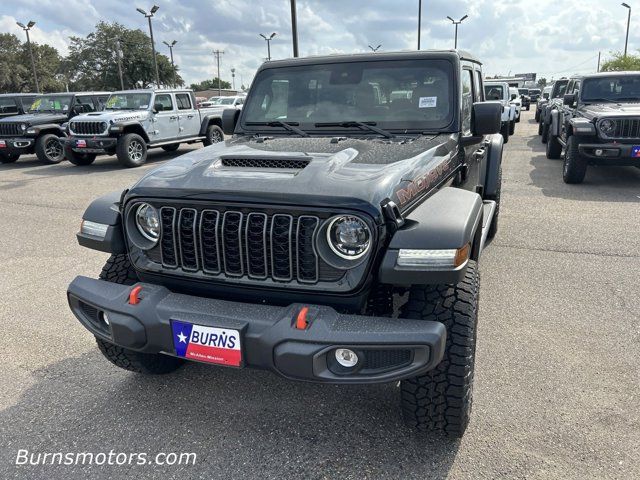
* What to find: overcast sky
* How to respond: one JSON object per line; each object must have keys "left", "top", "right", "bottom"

{"left": 0, "top": 0, "right": 635, "bottom": 87}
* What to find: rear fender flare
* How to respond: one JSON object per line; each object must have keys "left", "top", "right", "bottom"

{"left": 484, "top": 134, "right": 504, "bottom": 198}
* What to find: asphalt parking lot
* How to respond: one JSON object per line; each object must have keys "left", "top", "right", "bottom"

{"left": 1, "top": 112, "right": 639, "bottom": 479}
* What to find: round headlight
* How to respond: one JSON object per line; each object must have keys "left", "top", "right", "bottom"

{"left": 100, "top": 121, "right": 107, "bottom": 131}
{"left": 326, "top": 215, "right": 371, "bottom": 259}
{"left": 135, "top": 203, "right": 160, "bottom": 242}
{"left": 599, "top": 119, "right": 616, "bottom": 135}
{"left": 20, "top": 123, "right": 27, "bottom": 131}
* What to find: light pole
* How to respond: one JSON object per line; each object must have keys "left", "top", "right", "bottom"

{"left": 418, "top": 0, "right": 422, "bottom": 50}
{"left": 623, "top": 3, "right": 632, "bottom": 57}
{"left": 446, "top": 15, "right": 469, "bottom": 49}
{"left": 231, "top": 68, "right": 236, "bottom": 90}
{"left": 368, "top": 44, "right": 382, "bottom": 52}
{"left": 16, "top": 21, "right": 39, "bottom": 93}
{"left": 115, "top": 38, "right": 124, "bottom": 90}
{"left": 259, "top": 33, "right": 277, "bottom": 61}
{"left": 290, "top": 0, "right": 299, "bottom": 57}
{"left": 213, "top": 50, "right": 224, "bottom": 96}
{"left": 136, "top": 5, "right": 160, "bottom": 87}
{"left": 163, "top": 40, "right": 177, "bottom": 87}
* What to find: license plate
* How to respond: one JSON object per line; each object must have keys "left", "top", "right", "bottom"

{"left": 632, "top": 146, "right": 640, "bottom": 158}
{"left": 76, "top": 139, "right": 87, "bottom": 148}
{"left": 171, "top": 320, "right": 242, "bottom": 367}
{"left": 0, "top": 140, "right": 5, "bottom": 148}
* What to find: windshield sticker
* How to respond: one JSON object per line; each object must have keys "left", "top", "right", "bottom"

{"left": 30, "top": 99, "right": 41, "bottom": 110}
{"left": 419, "top": 96, "right": 437, "bottom": 108}
{"left": 106, "top": 97, "right": 118, "bottom": 108}
{"left": 140, "top": 105, "right": 148, "bottom": 109}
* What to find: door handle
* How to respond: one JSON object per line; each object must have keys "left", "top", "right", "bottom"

{"left": 169, "top": 116, "right": 177, "bottom": 120}
{"left": 187, "top": 114, "right": 195, "bottom": 119}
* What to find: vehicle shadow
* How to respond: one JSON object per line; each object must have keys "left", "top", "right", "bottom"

{"left": 526, "top": 136, "right": 640, "bottom": 202}
{"left": 0, "top": 350, "right": 460, "bottom": 479}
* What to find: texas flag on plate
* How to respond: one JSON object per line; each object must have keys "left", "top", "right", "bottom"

{"left": 171, "top": 320, "right": 242, "bottom": 367}
{"left": 76, "top": 139, "right": 87, "bottom": 148}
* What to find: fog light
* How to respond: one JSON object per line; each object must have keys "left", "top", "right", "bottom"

{"left": 595, "top": 149, "right": 603, "bottom": 156}
{"left": 101, "top": 312, "right": 110, "bottom": 326}
{"left": 335, "top": 348, "right": 359, "bottom": 368}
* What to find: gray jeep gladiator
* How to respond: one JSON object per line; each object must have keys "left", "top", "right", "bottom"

{"left": 546, "top": 72, "right": 640, "bottom": 183}
{"left": 67, "top": 50, "right": 503, "bottom": 437}
{"left": 61, "top": 89, "right": 226, "bottom": 167}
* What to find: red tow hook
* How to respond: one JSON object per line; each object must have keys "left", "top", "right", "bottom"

{"left": 295, "top": 306, "right": 310, "bottom": 330}
{"left": 129, "top": 285, "right": 143, "bottom": 305}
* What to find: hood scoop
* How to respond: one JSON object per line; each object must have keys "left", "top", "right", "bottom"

{"left": 219, "top": 155, "right": 311, "bottom": 170}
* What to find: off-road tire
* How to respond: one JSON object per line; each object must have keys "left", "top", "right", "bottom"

{"left": 526, "top": 105, "right": 530, "bottom": 111}
{"left": 546, "top": 132, "right": 562, "bottom": 159}
{"left": 500, "top": 123, "right": 509, "bottom": 144}
{"left": 538, "top": 120, "right": 543, "bottom": 135}
{"left": 96, "top": 254, "right": 183, "bottom": 374}
{"left": 35, "top": 133, "right": 65, "bottom": 164}
{"left": 203, "top": 124, "right": 224, "bottom": 146}
{"left": 515, "top": 114, "right": 521, "bottom": 123}
{"left": 0, "top": 152, "right": 19, "bottom": 163}
{"left": 563, "top": 135, "right": 588, "bottom": 184}
{"left": 509, "top": 120, "right": 515, "bottom": 135}
{"left": 535, "top": 110, "right": 540, "bottom": 122}
{"left": 64, "top": 145, "right": 96, "bottom": 166}
{"left": 116, "top": 133, "right": 147, "bottom": 168}
{"left": 541, "top": 120, "right": 549, "bottom": 144}
{"left": 400, "top": 261, "right": 480, "bottom": 438}
{"left": 161, "top": 143, "right": 180, "bottom": 152}
{"left": 485, "top": 166, "right": 501, "bottom": 240}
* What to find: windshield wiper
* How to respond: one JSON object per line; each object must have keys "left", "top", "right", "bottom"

{"left": 314, "top": 121, "right": 395, "bottom": 139}
{"left": 245, "top": 121, "right": 309, "bottom": 137}
{"left": 584, "top": 98, "right": 620, "bottom": 104}
{"left": 612, "top": 97, "right": 640, "bottom": 102}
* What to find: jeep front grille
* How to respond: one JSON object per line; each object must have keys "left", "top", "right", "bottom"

{"left": 0, "top": 123, "right": 21, "bottom": 136}
{"left": 70, "top": 121, "right": 106, "bottom": 136}
{"left": 156, "top": 206, "right": 333, "bottom": 285}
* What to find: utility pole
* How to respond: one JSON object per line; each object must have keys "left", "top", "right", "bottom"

{"left": 213, "top": 50, "right": 224, "bottom": 96}
{"left": 163, "top": 40, "right": 177, "bottom": 87}
{"left": 622, "top": 3, "right": 632, "bottom": 57}
{"left": 17, "top": 21, "right": 39, "bottom": 93}
{"left": 136, "top": 5, "right": 160, "bottom": 87}
{"left": 417, "top": 0, "right": 422, "bottom": 50}
{"left": 115, "top": 39, "right": 124, "bottom": 90}
{"left": 597, "top": 51, "right": 601, "bottom": 72}
{"left": 290, "top": 0, "right": 299, "bottom": 57}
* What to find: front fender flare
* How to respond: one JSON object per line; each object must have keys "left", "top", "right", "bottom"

{"left": 77, "top": 191, "right": 126, "bottom": 254}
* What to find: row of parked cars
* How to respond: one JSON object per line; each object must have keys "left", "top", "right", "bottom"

{"left": 484, "top": 81, "right": 529, "bottom": 143}
{"left": 534, "top": 71, "right": 640, "bottom": 184}
{"left": 0, "top": 90, "right": 245, "bottom": 167}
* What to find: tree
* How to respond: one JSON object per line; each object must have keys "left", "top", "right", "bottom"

{"left": 600, "top": 51, "right": 640, "bottom": 72}
{"left": 537, "top": 77, "right": 547, "bottom": 88}
{"left": 64, "top": 21, "right": 183, "bottom": 91}
{"left": 189, "top": 77, "right": 231, "bottom": 91}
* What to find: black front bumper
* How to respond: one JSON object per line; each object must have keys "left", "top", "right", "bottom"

{"left": 61, "top": 136, "right": 117, "bottom": 153}
{"left": 0, "top": 137, "right": 34, "bottom": 155}
{"left": 68, "top": 276, "right": 446, "bottom": 384}
{"left": 578, "top": 142, "right": 640, "bottom": 166}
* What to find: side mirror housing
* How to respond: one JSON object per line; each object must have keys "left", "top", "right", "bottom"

{"left": 563, "top": 93, "right": 576, "bottom": 106}
{"left": 222, "top": 108, "right": 240, "bottom": 135}
{"left": 471, "top": 101, "right": 502, "bottom": 136}
{"left": 153, "top": 103, "right": 163, "bottom": 113}
{"left": 511, "top": 94, "right": 517, "bottom": 100}
{"left": 543, "top": 93, "right": 550, "bottom": 100}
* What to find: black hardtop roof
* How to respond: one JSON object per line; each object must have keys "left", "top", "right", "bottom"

{"left": 0, "top": 93, "right": 40, "bottom": 97}
{"left": 580, "top": 71, "right": 640, "bottom": 80}
{"left": 259, "top": 49, "right": 481, "bottom": 71}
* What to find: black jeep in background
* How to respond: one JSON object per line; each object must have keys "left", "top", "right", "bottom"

{"left": 0, "top": 93, "right": 39, "bottom": 120}
{"left": 67, "top": 50, "right": 504, "bottom": 438}
{"left": 546, "top": 72, "right": 640, "bottom": 183}
{"left": 518, "top": 88, "right": 531, "bottom": 110}
{"left": 0, "top": 92, "right": 109, "bottom": 164}
{"left": 539, "top": 78, "right": 570, "bottom": 141}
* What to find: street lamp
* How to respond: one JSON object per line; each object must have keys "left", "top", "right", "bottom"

{"left": 259, "top": 32, "right": 277, "bottom": 61}
{"left": 622, "top": 3, "right": 632, "bottom": 57}
{"left": 230, "top": 68, "right": 236, "bottom": 91}
{"left": 136, "top": 5, "right": 160, "bottom": 87}
{"left": 446, "top": 15, "right": 469, "bottom": 49}
{"left": 163, "top": 40, "right": 177, "bottom": 87}
{"left": 368, "top": 44, "right": 382, "bottom": 52}
{"left": 16, "top": 21, "right": 39, "bottom": 93}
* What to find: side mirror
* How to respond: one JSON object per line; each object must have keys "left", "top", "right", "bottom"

{"left": 153, "top": 103, "right": 163, "bottom": 113}
{"left": 563, "top": 93, "right": 576, "bottom": 106}
{"left": 221, "top": 108, "right": 240, "bottom": 135}
{"left": 543, "top": 93, "right": 550, "bottom": 100}
{"left": 511, "top": 94, "right": 517, "bottom": 100}
{"left": 471, "top": 101, "right": 502, "bottom": 136}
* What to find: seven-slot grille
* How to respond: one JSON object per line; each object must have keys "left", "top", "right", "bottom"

{"left": 603, "top": 117, "right": 640, "bottom": 139}
{"left": 0, "top": 123, "right": 21, "bottom": 136}
{"left": 71, "top": 121, "right": 106, "bottom": 136}
{"left": 159, "top": 206, "right": 323, "bottom": 284}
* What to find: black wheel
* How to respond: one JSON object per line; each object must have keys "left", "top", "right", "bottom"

{"left": 538, "top": 120, "right": 543, "bottom": 135}
{"left": 203, "top": 124, "right": 224, "bottom": 146}
{"left": 64, "top": 145, "right": 96, "bottom": 166}
{"left": 161, "top": 143, "right": 180, "bottom": 152}
{"left": 509, "top": 120, "right": 515, "bottom": 135}
{"left": 400, "top": 261, "right": 480, "bottom": 438}
{"left": 501, "top": 123, "right": 509, "bottom": 144}
{"left": 96, "top": 254, "right": 184, "bottom": 374}
{"left": 35, "top": 134, "right": 64, "bottom": 164}
{"left": 546, "top": 132, "right": 562, "bottom": 159}
{"left": 541, "top": 120, "right": 549, "bottom": 144}
{"left": 535, "top": 110, "right": 540, "bottom": 122}
{"left": 0, "top": 152, "right": 19, "bottom": 164}
{"left": 526, "top": 105, "right": 530, "bottom": 111}
{"left": 116, "top": 133, "right": 147, "bottom": 168}
{"left": 563, "top": 136, "right": 587, "bottom": 184}
{"left": 485, "top": 166, "right": 501, "bottom": 240}
{"left": 515, "top": 114, "right": 521, "bottom": 123}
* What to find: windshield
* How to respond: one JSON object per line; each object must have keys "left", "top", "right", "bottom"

{"left": 105, "top": 93, "right": 151, "bottom": 110}
{"left": 484, "top": 85, "right": 504, "bottom": 100}
{"left": 529, "top": 89, "right": 541, "bottom": 94}
{"left": 207, "top": 97, "right": 221, "bottom": 103}
{"left": 218, "top": 98, "right": 236, "bottom": 105}
{"left": 581, "top": 75, "right": 640, "bottom": 103}
{"left": 552, "top": 81, "right": 568, "bottom": 98}
{"left": 242, "top": 59, "right": 455, "bottom": 132}
{"left": 29, "top": 95, "right": 72, "bottom": 113}
{"left": 0, "top": 98, "right": 18, "bottom": 114}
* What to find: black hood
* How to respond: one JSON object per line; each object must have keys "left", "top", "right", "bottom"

{"left": 580, "top": 103, "right": 640, "bottom": 120}
{"left": 0, "top": 112, "right": 67, "bottom": 126}
{"left": 127, "top": 134, "right": 457, "bottom": 220}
